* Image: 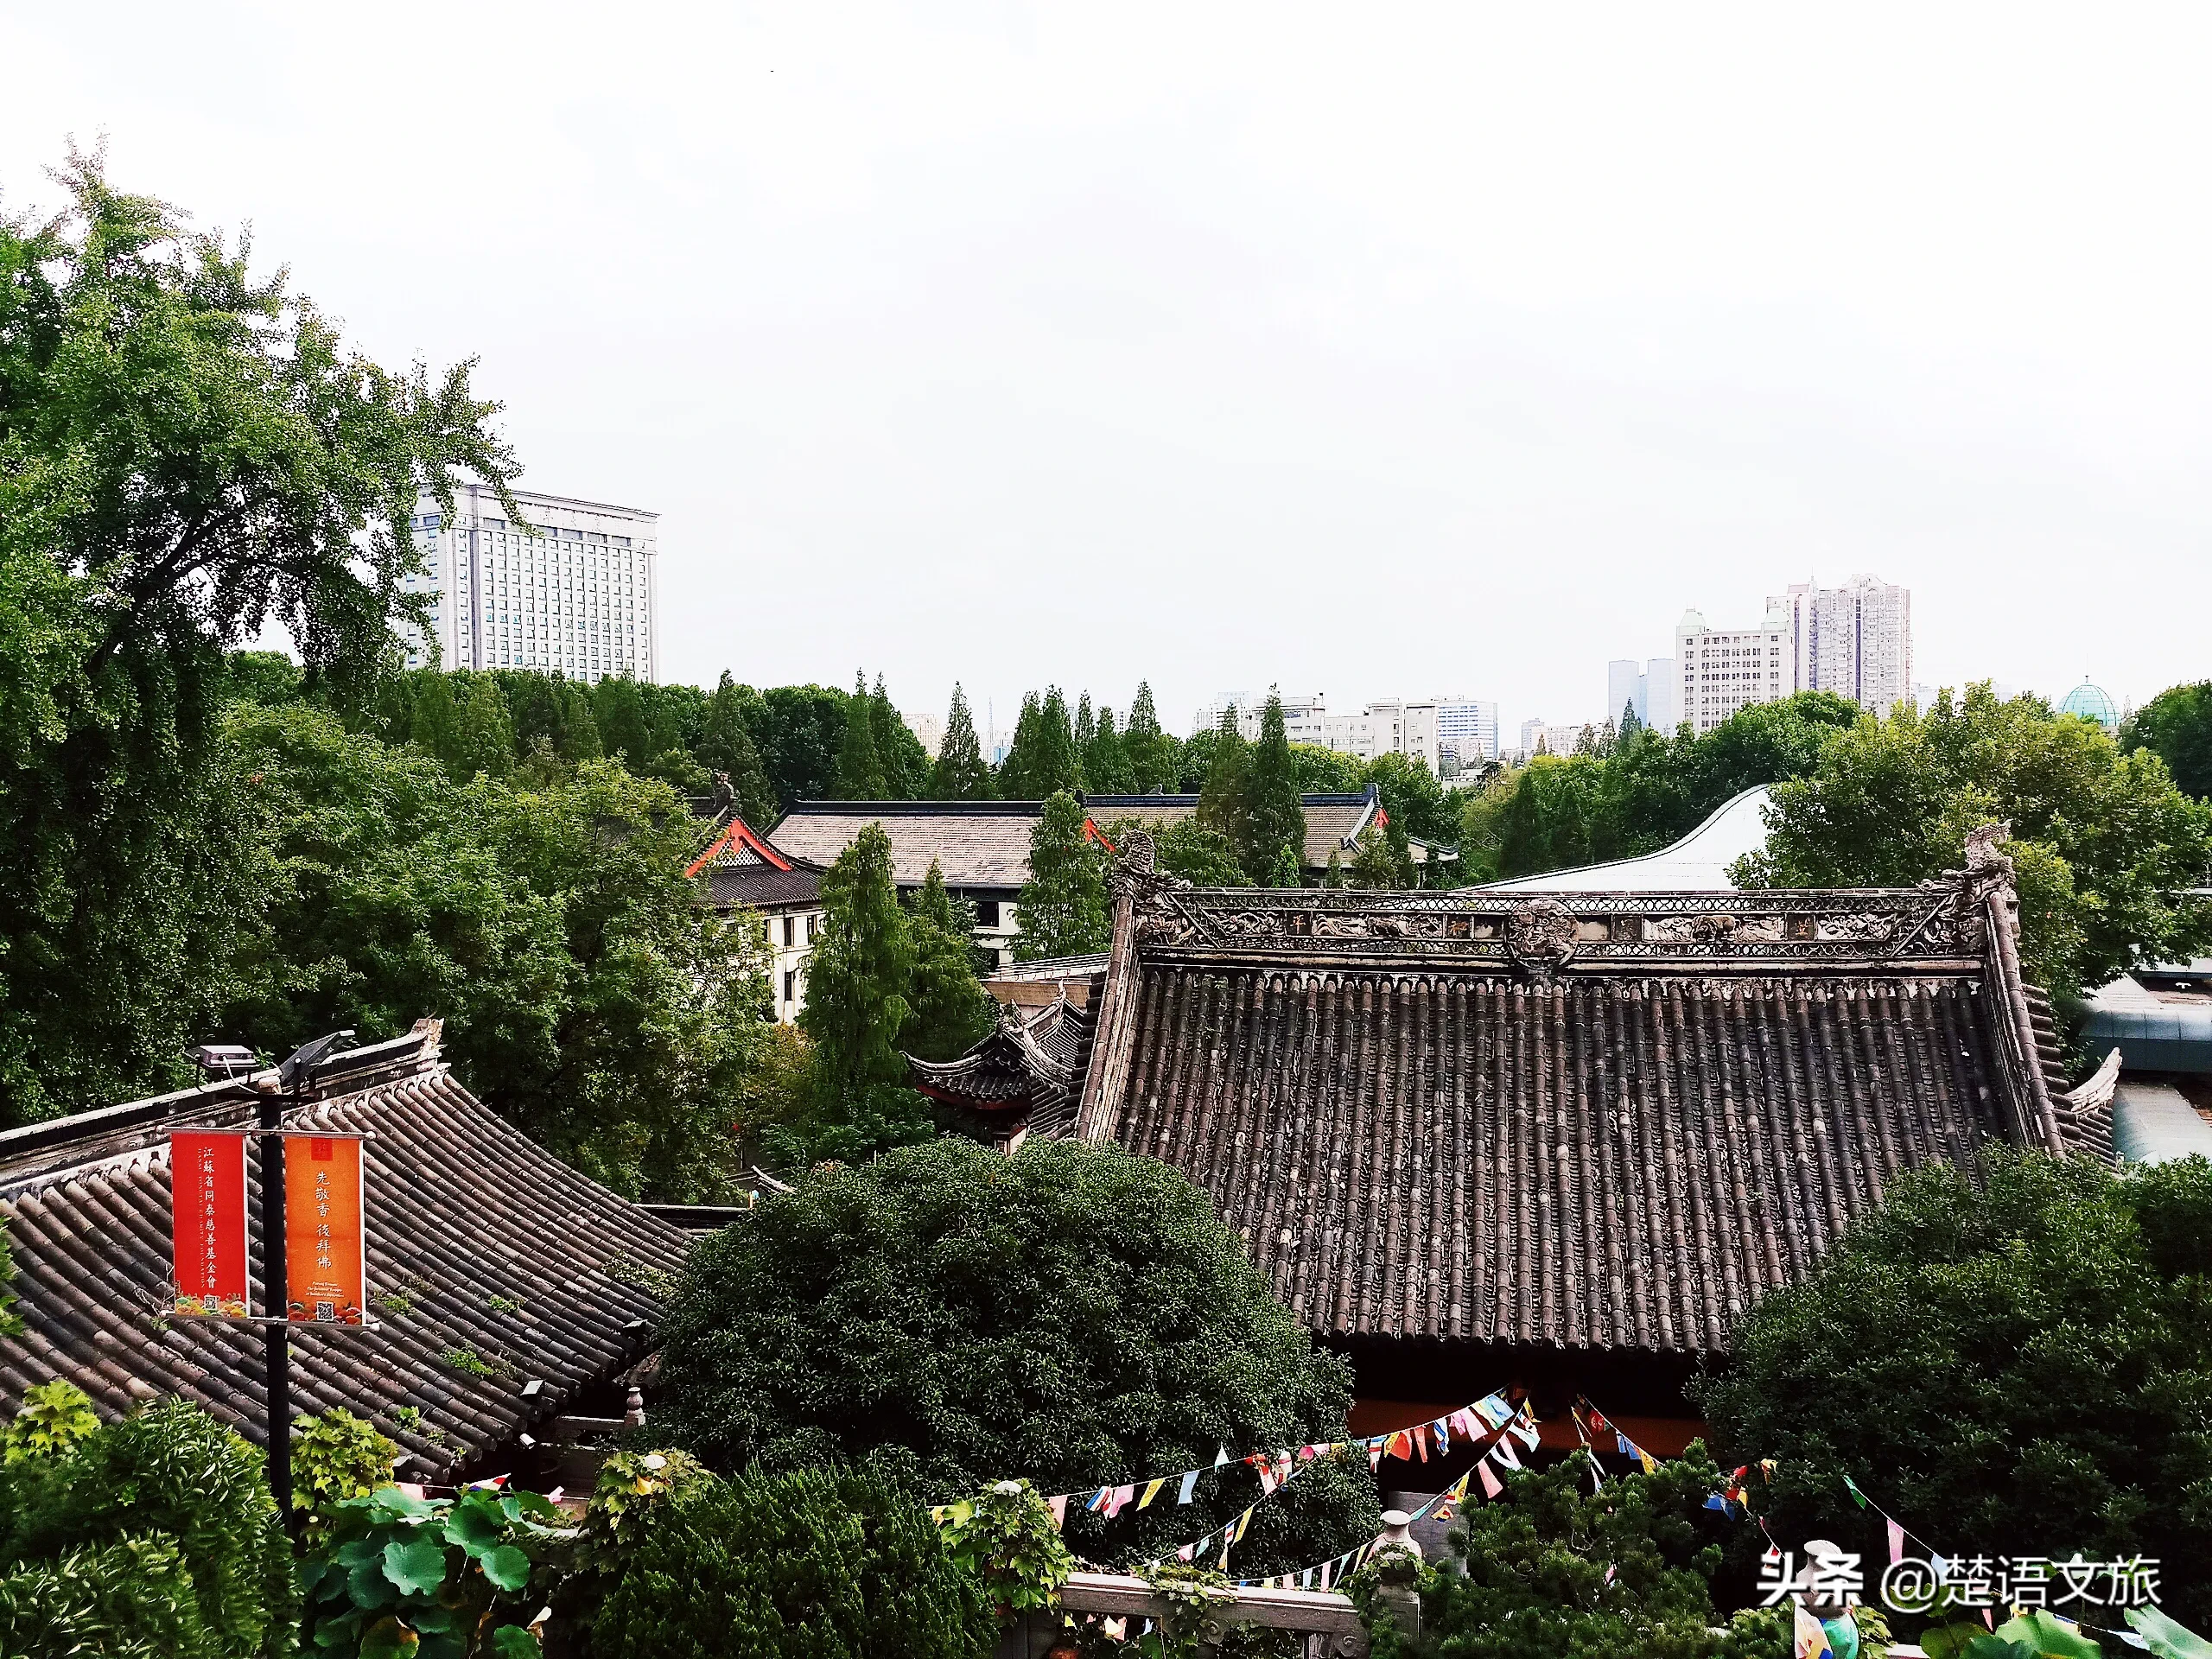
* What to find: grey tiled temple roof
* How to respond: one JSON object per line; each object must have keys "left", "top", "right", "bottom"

{"left": 0, "top": 1023, "right": 686, "bottom": 1478}
{"left": 1052, "top": 832, "right": 2091, "bottom": 1355}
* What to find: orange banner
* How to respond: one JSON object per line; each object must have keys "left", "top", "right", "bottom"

{"left": 285, "top": 1133, "right": 366, "bottom": 1324}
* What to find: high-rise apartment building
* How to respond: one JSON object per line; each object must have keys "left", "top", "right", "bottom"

{"left": 404, "top": 484, "right": 659, "bottom": 683}
{"left": 1191, "top": 694, "right": 1327, "bottom": 745}
{"left": 1189, "top": 691, "right": 1497, "bottom": 772}
{"left": 1772, "top": 575, "right": 1912, "bottom": 719}
{"left": 1671, "top": 575, "right": 1911, "bottom": 736}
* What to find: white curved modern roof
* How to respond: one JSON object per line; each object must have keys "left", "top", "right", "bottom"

{"left": 1481, "top": 785, "right": 1773, "bottom": 893}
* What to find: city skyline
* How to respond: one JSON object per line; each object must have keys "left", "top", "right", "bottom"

{"left": 10, "top": 7, "right": 2207, "bottom": 739}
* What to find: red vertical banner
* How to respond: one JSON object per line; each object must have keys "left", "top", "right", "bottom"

{"left": 284, "top": 1134, "right": 367, "bottom": 1324}
{"left": 170, "top": 1131, "right": 250, "bottom": 1318}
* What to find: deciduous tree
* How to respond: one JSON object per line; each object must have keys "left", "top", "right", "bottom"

{"left": 2124, "top": 680, "right": 2212, "bottom": 802}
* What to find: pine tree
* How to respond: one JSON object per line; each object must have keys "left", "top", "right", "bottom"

{"left": 1268, "top": 842, "right": 1302, "bottom": 890}
{"left": 800, "top": 823, "right": 914, "bottom": 1096}
{"left": 700, "top": 671, "right": 775, "bottom": 823}
{"left": 931, "top": 684, "right": 995, "bottom": 799}
{"left": 451, "top": 675, "right": 514, "bottom": 780}
{"left": 1014, "top": 792, "right": 1109, "bottom": 962}
{"left": 1000, "top": 689, "right": 1078, "bottom": 798}
{"left": 409, "top": 673, "right": 459, "bottom": 771}
{"left": 1618, "top": 701, "right": 1645, "bottom": 747}
{"left": 594, "top": 674, "right": 652, "bottom": 764}
{"left": 1324, "top": 847, "right": 1345, "bottom": 889}
{"left": 1083, "top": 706, "right": 1135, "bottom": 795}
{"left": 1246, "top": 690, "right": 1306, "bottom": 885}
{"left": 996, "top": 692, "right": 1043, "bottom": 797}
{"left": 901, "top": 860, "right": 996, "bottom": 1062}
{"left": 870, "top": 673, "right": 925, "bottom": 800}
{"left": 1126, "top": 681, "right": 1171, "bottom": 794}
{"left": 1196, "top": 707, "right": 1255, "bottom": 871}
{"left": 1073, "top": 693, "right": 1096, "bottom": 787}
{"left": 835, "top": 671, "right": 887, "bottom": 798}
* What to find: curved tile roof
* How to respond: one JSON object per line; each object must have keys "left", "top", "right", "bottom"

{"left": 0, "top": 1027, "right": 686, "bottom": 1478}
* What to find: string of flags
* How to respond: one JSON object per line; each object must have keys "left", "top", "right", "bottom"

{"left": 1140, "top": 1395, "right": 1540, "bottom": 1577}
{"left": 930, "top": 1389, "right": 1528, "bottom": 1533}
{"left": 1226, "top": 1466, "right": 1479, "bottom": 1591}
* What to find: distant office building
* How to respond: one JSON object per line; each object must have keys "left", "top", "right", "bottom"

{"left": 1675, "top": 604, "right": 1790, "bottom": 736}
{"left": 1192, "top": 693, "right": 1327, "bottom": 744}
{"left": 405, "top": 484, "right": 659, "bottom": 683}
{"left": 1771, "top": 574, "right": 1912, "bottom": 719}
{"left": 1644, "top": 656, "right": 1680, "bottom": 731}
{"left": 1316, "top": 696, "right": 1497, "bottom": 772}
{"left": 1516, "top": 718, "right": 1596, "bottom": 759}
{"left": 1607, "top": 657, "right": 1681, "bottom": 734}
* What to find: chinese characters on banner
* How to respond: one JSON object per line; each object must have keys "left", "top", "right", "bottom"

{"left": 169, "top": 1131, "right": 249, "bottom": 1318}
{"left": 284, "top": 1134, "right": 367, "bottom": 1324}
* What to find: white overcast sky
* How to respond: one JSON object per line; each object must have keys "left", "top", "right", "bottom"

{"left": 6, "top": 3, "right": 2210, "bottom": 741}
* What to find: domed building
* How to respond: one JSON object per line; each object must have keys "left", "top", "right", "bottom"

{"left": 2058, "top": 678, "right": 2121, "bottom": 732}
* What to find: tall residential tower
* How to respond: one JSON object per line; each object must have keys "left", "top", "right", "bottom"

{"left": 404, "top": 484, "right": 659, "bottom": 683}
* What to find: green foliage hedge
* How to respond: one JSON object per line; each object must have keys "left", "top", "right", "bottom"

{"left": 587, "top": 1461, "right": 988, "bottom": 1659}
{"left": 0, "top": 1393, "right": 292, "bottom": 1657}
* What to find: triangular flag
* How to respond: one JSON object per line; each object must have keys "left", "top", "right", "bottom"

{"left": 1589, "top": 1408, "right": 1611, "bottom": 1434}
{"left": 1617, "top": 1433, "right": 1636, "bottom": 1458}
{"left": 1178, "top": 1469, "right": 1200, "bottom": 1505}
{"left": 1252, "top": 1457, "right": 1277, "bottom": 1495}
{"left": 1177, "top": 1543, "right": 1194, "bottom": 1563}
{"left": 1638, "top": 1450, "right": 1661, "bottom": 1476}
{"left": 1386, "top": 1430, "right": 1413, "bottom": 1461}
{"left": 1479, "top": 1461, "right": 1504, "bottom": 1497}
{"left": 1432, "top": 1417, "right": 1452, "bottom": 1454}
{"left": 1489, "top": 1436, "right": 1522, "bottom": 1471}
{"left": 1794, "top": 1604, "right": 1834, "bottom": 1659}
{"left": 1086, "top": 1487, "right": 1111, "bottom": 1513}
{"left": 1885, "top": 1519, "right": 1905, "bottom": 1566}
{"left": 1413, "top": 1426, "right": 1430, "bottom": 1462}
{"left": 1214, "top": 1446, "right": 1230, "bottom": 1469}
{"left": 1511, "top": 1411, "right": 1540, "bottom": 1450}
{"left": 1047, "top": 1495, "right": 1067, "bottom": 1529}
{"left": 1842, "top": 1474, "right": 1869, "bottom": 1510}
{"left": 1111, "top": 1484, "right": 1136, "bottom": 1516}
{"left": 1301, "top": 1568, "right": 1313, "bottom": 1589}
{"left": 1368, "top": 1440, "right": 1384, "bottom": 1472}
{"left": 1704, "top": 1494, "right": 1730, "bottom": 1513}
{"left": 1139, "top": 1478, "right": 1167, "bottom": 1510}
{"left": 1274, "top": 1452, "right": 1294, "bottom": 1487}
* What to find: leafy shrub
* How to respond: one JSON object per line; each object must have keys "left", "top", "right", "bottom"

{"left": 301, "top": 1483, "right": 564, "bottom": 1658}
{"left": 654, "top": 1137, "right": 1379, "bottom": 1573}
{"left": 0, "top": 1394, "right": 292, "bottom": 1658}
{"left": 943, "top": 1480, "right": 1074, "bottom": 1622}
{"left": 0, "top": 1380, "right": 99, "bottom": 1466}
{"left": 292, "top": 1409, "right": 398, "bottom": 1546}
{"left": 586, "top": 1461, "right": 989, "bottom": 1659}
{"left": 1359, "top": 1445, "right": 1789, "bottom": 1659}
{"left": 1695, "top": 1149, "right": 2212, "bottom": 1632}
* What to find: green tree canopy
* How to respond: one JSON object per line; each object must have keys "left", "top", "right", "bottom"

{"left": 900, "top": 860, "right": 995, "bottom": 1064}
{"left": 1123, "top": 680, "right": 1178, "bottom": 794}
{"left": 1247, "top": 691, "right": 1307, "bottom": 886}
{"left": 1014, "top": 791, "right": 1109, "bottom": 962}
{"left": 593, "top": 674, "right": 652, "bottom": 764}
{"left": 930, "top": 683, "right": 994, "bottom": 799}
{"left": 749, "top": 683, "right": 846, "bottom": 810}
{"left": 2124, "top": 681, "right": 2212, "bottom": 802}
{"left": 219, "top": 702, "right": 768, "bottom": 1198}
{"left": 833, "top": 670, "right": 887, "bottom": 798}
{"left": 798, "top": 820, "right": 913, "bottom": 1090}
{"left": 1695, "top": 1149, "right": 2212, "bottom": 1633}
{"left": 0, "top": 148, "right": 513, "bottom": 1124}
{"left": 1196, "top": 708, "right": 1255, "bottom": 866}
{"left": 1381, "top": 1446, "right": 1787, "bottom": 1659}
{"left": 1000, "top": 687, "right": 1078, "bottom": 798}
{"left": 1082, "top": 703, "right": 1135, "bottom": 795}
{"left": 1100, "top": 815, "right": 1248, "bottom": 887}
{"left": 653, "top": 1137, "right": 1380, "bottom": 1573}
{"left": 697, "top": 671, "right": 774, "bottom": 823}
{"left": 1737, "top": 685, "right": 2212, "bottom": 997}
{"left": 869, "top": 672, "right": 930, "bottom": 799}
{"left": 588, "top": 1459, "right": 988, "bottom": 1659}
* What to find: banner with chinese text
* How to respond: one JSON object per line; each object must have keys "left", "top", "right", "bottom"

{"left": 169, "top": 1130, "right": 249, "bottom": 1318}
{"left": 284, "top": 1133, "right": 367, "bottom": 1324}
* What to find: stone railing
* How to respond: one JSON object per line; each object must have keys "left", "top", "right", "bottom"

{"left": 995, "top": 1571, "right": 1369, "bottom": 1658}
